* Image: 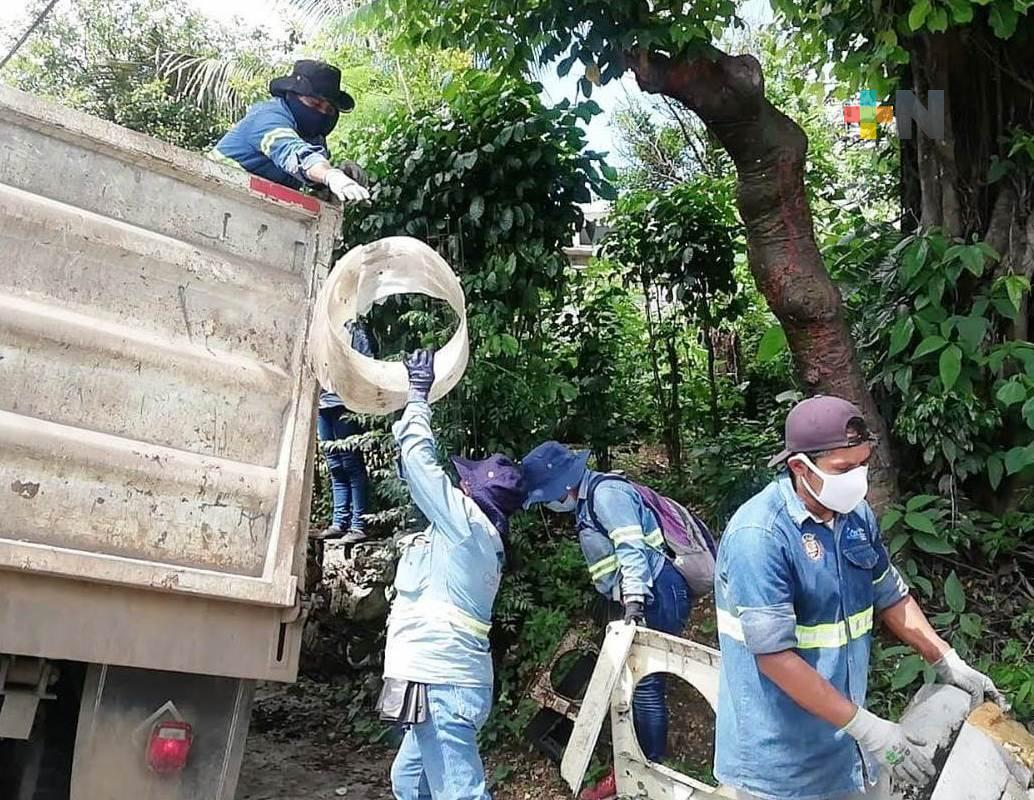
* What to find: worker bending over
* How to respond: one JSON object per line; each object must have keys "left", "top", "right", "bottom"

{"left": 209, "top": 59, "right": 369, "bottom": 204}
{"left": 521, "top": 442, "right": 693, "bottom": 800}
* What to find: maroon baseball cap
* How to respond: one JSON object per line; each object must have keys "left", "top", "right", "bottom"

{"left": 769, "top": 395, "right": 874, "bottom": 467}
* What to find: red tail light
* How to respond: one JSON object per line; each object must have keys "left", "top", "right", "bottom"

{"left": 147, "top": 720, "right": 193, "bottom": 774}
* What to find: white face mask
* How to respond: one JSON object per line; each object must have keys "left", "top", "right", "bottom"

{"left": 791, "top": 454, "right": 869, "bottom": 514}
{"left": 546, "top": 495, "right": 577, "bottom": 513}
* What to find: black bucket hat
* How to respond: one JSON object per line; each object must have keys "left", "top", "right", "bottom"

{"left": 270, "top": 59, "right": 355, "bottom": 112}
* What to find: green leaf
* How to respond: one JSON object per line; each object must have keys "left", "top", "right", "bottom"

{"left": 997, "top": 379, "right": 1028, "bottom": 407}
{"left": 906, "top": 494, "right": 940, "bottom": 512}
{"left": 757, "top": 324, "right": 788, "bottom": 363}
{"left": 901, "top": 239, "right": 930, "bottom": 283}
{"left": 904, "top": 511, "right": 937, "bottom": 534}
{"left": 1004, "top": 445, "right": 1034, "bottom": 474}
{"left": 944, "top": 570, "right": 966, "bottom": 613}
{"left": 913, "top": 575, "right": 935, "bottom": 597}
{"left": 1004, "top": 275, "right": 1028, "bottom": 313}
{"left": 913, "top": 335, "right": 948, "bottom": 359}
{"left": 908, "top": 0, "right": 932, "bottom": 30}
{"left": 939, "top": 345, "right": 963, "bottom": 390}
{"left": 889, "top": 315, "right": 916, "bottom": 357}
{"left": 881, "top": 508, "right": 903, "bottom": 530}
{"left": 912, "top": 532, "right": 957, "bottom": 554}
{"left": 961, "top": 246, "right": 986, "bottom": 276}
{"left": 1022, "top": 397, "right": 1034, "bottom": 430}
{"left": 988, "top": 454, "right": 1005, "bottom": 489}
{"left": 927, "top": 6, "right": 950, "bottom": 30}
{"left": 955, "top": 316, "right": 988, "bottom": 353}
{"left": 468, "top": 195, "right": 485, "bottom": 222}
{"left": 945, "top": 0, "right": 975, "bottom": 21}
{"left": 959, "top": 612, "right": 982, "bottom": 637}
{"left": 889, "top": 532, "right": 910, "bottom": 555}
{"left": 990, "top": 1, "right": 1019, "bottom": 37}
{"left": 891, "top": 654, "right": 926, "bottom": 689}
{"left": 894, "top": 365, "right": 913, "bottom": 394}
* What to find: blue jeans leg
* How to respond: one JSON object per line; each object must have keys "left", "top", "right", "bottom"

{"left": 317, "top": 406, "right": 367, "bottom": 528}
{"left": 410, "top": 684, "right": 493, "bottom": 800}
{"left": 633, "top": 561, "right": 693, "bottom": 762}
{"left": 340, "top": 448, "right": 369, "bottom": 530}
{"left": 391, "top": 727, "right": 433, "bottom": 800}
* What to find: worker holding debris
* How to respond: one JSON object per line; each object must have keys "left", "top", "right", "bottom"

{"left": 380, "top": 350, "right": 527, "bottom": 800}
{"left": 714, "top": 395, "right": 1008, "bottom": 799}
{"left": 522, "top": 442, "right": 704, "bottom": 800}
{"left": 208, "top": 59, "right": 369, "bottom": 204}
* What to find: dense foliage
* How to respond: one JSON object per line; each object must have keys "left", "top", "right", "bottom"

{"left": 6, "top": 0, "right": 1031, "bottom": 749}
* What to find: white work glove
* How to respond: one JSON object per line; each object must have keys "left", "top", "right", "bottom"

{"left": 842, "top": 707, "right": 935, "bottom": 789}
{"left": 325, "top": 168, "right": 370, "bottom": 204}
{"left": 933, "top": 648, "right": 1009, "bottom": 710}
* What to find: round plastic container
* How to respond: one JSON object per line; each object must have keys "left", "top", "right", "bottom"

{"left": 308, "top": 236, "right": 469, "bottom": 415}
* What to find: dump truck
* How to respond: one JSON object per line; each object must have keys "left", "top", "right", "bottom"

{"left": 0, "top": 84, "right": 339, "bottom": 799}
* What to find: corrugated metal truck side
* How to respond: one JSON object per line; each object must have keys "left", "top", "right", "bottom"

{"left": 0, "top": 85, "right": 339, "bottom": 799}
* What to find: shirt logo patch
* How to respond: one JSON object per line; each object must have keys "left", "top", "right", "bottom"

{"left": 802, "top": 533, "right": 823, "bottom": 561}
{"left": 844, "top": 526, "right": 867, "bottom": 543}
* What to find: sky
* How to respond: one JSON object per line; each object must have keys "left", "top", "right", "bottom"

{"left": 2, "top": 0, "right": 775, "bottom": 162}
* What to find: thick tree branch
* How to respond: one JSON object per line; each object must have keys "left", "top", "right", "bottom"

{"left": 627, "top": 46, "right": 899, "bottom": 507}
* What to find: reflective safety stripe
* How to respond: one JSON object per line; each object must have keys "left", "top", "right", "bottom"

{"left": 716, "top": 608, "right": 745, "bottom": 641}
{"left": 609, "top": 525, "right": 644, "bottom": 545}
{"left": 259, "top": 126, "right": 301, "bottom": 155}
{"left": 588, "top": 555, "right": 619, "bottom": 580}
{"left": 795, "top": 605, "right": 875, "bottom": 649}
{"left": 873, "top": 566, "right": 891, "bottom": 585}
{"left": 848, "top": 606, "right": 874, "bottom": 638}
{"left": 795, "top": 621, "right": 848, "bottom": 649}
{"left": 207, "top": 148, "right": 243, "bottom": 170}
{"left": 412, "top": 600, "right": 491, "bottom": 640}
{"left": 644, "top": 529, "right": 665, "bottom": 549}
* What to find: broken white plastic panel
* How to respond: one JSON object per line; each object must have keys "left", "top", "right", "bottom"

{"left": 309, "top": 236, "right": 469, "bottom": 415}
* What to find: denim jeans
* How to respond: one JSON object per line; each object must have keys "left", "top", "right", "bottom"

{"left": 390, "top": 684, "right": 494, "bottom": 800}
{"left": 316, "top": 405, "right": 369, "bottom": 530}
{"left": 633, "top": 560, "right": 693, "bottom": 762}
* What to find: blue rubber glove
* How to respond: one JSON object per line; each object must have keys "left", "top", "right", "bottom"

{"left": 404, "top": 350, "right": 435, "bottom": 403}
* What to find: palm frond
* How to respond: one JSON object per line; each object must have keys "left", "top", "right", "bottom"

{"left": 155, "top": 50, "right": 281, "bottom": 117}
{"left": 283, "top": 0, "right": 388, "bottom": 34}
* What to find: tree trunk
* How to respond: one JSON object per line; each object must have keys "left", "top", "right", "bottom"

{"left": 628, "top": 47, "right": 898, "bottom": 508}
{"left": 704, "top": 322, "right": 721, "bottom": 435}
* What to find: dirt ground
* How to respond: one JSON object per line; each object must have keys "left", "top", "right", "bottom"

{"left": 237, "top": 599, "right": 719, "bottom": 799}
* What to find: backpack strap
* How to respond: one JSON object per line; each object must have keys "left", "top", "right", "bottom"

{"left": 584, "top": 473, "right": 631, "bottom": 535}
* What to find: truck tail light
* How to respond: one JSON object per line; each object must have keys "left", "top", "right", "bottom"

{"left": 147, "top": 720, "right": 193, "bottom": 774}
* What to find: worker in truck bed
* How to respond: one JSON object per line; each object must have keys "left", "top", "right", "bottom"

{"left": 380, "top": 350, "right": 527, "bottom": 800}
{"left": 714, "top": 395, "right": 1009, "bottom": 800}
{"left": 520, "top": 441, "right": 694, "bottom": 800}
{"left": 208, "top": 59, "right": 370, "bottom": 205}
{"left": 210, "top": 58, "right": 375, "bottom": 541}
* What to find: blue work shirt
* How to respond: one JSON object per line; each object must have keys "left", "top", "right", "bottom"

{"left": 713, "top": 476, "right": 909, "bottom": 800}
{"left": 208, "top": 98, "right": 330, "bottom": 190}
{"left": 575, "top": 471, "right": 667, "bottom": 602}
{"left": 383, "top": 401, "right": 505, "bottom": 688}
{"left": 319, "top": 324, "right": 377, "bottom": 410}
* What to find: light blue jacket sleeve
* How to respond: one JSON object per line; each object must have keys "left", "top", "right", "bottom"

{"left": 859, "top": 503, "right": 910, "bottom": 612}
{"left": 392, "top": 401, "right": 479, "bottom": 544}
{"left": 243, "top": 103, "right": 329, "bottom": 183}
{"left": 592, "top": 482, "right": 655, "bottom": 602}
{"left": 720, "top": 525, "right": 799, "bottom": 654}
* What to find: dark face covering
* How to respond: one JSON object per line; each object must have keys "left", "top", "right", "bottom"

{"left": 286, "top": 94, "right": 339, "bottom": 139}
